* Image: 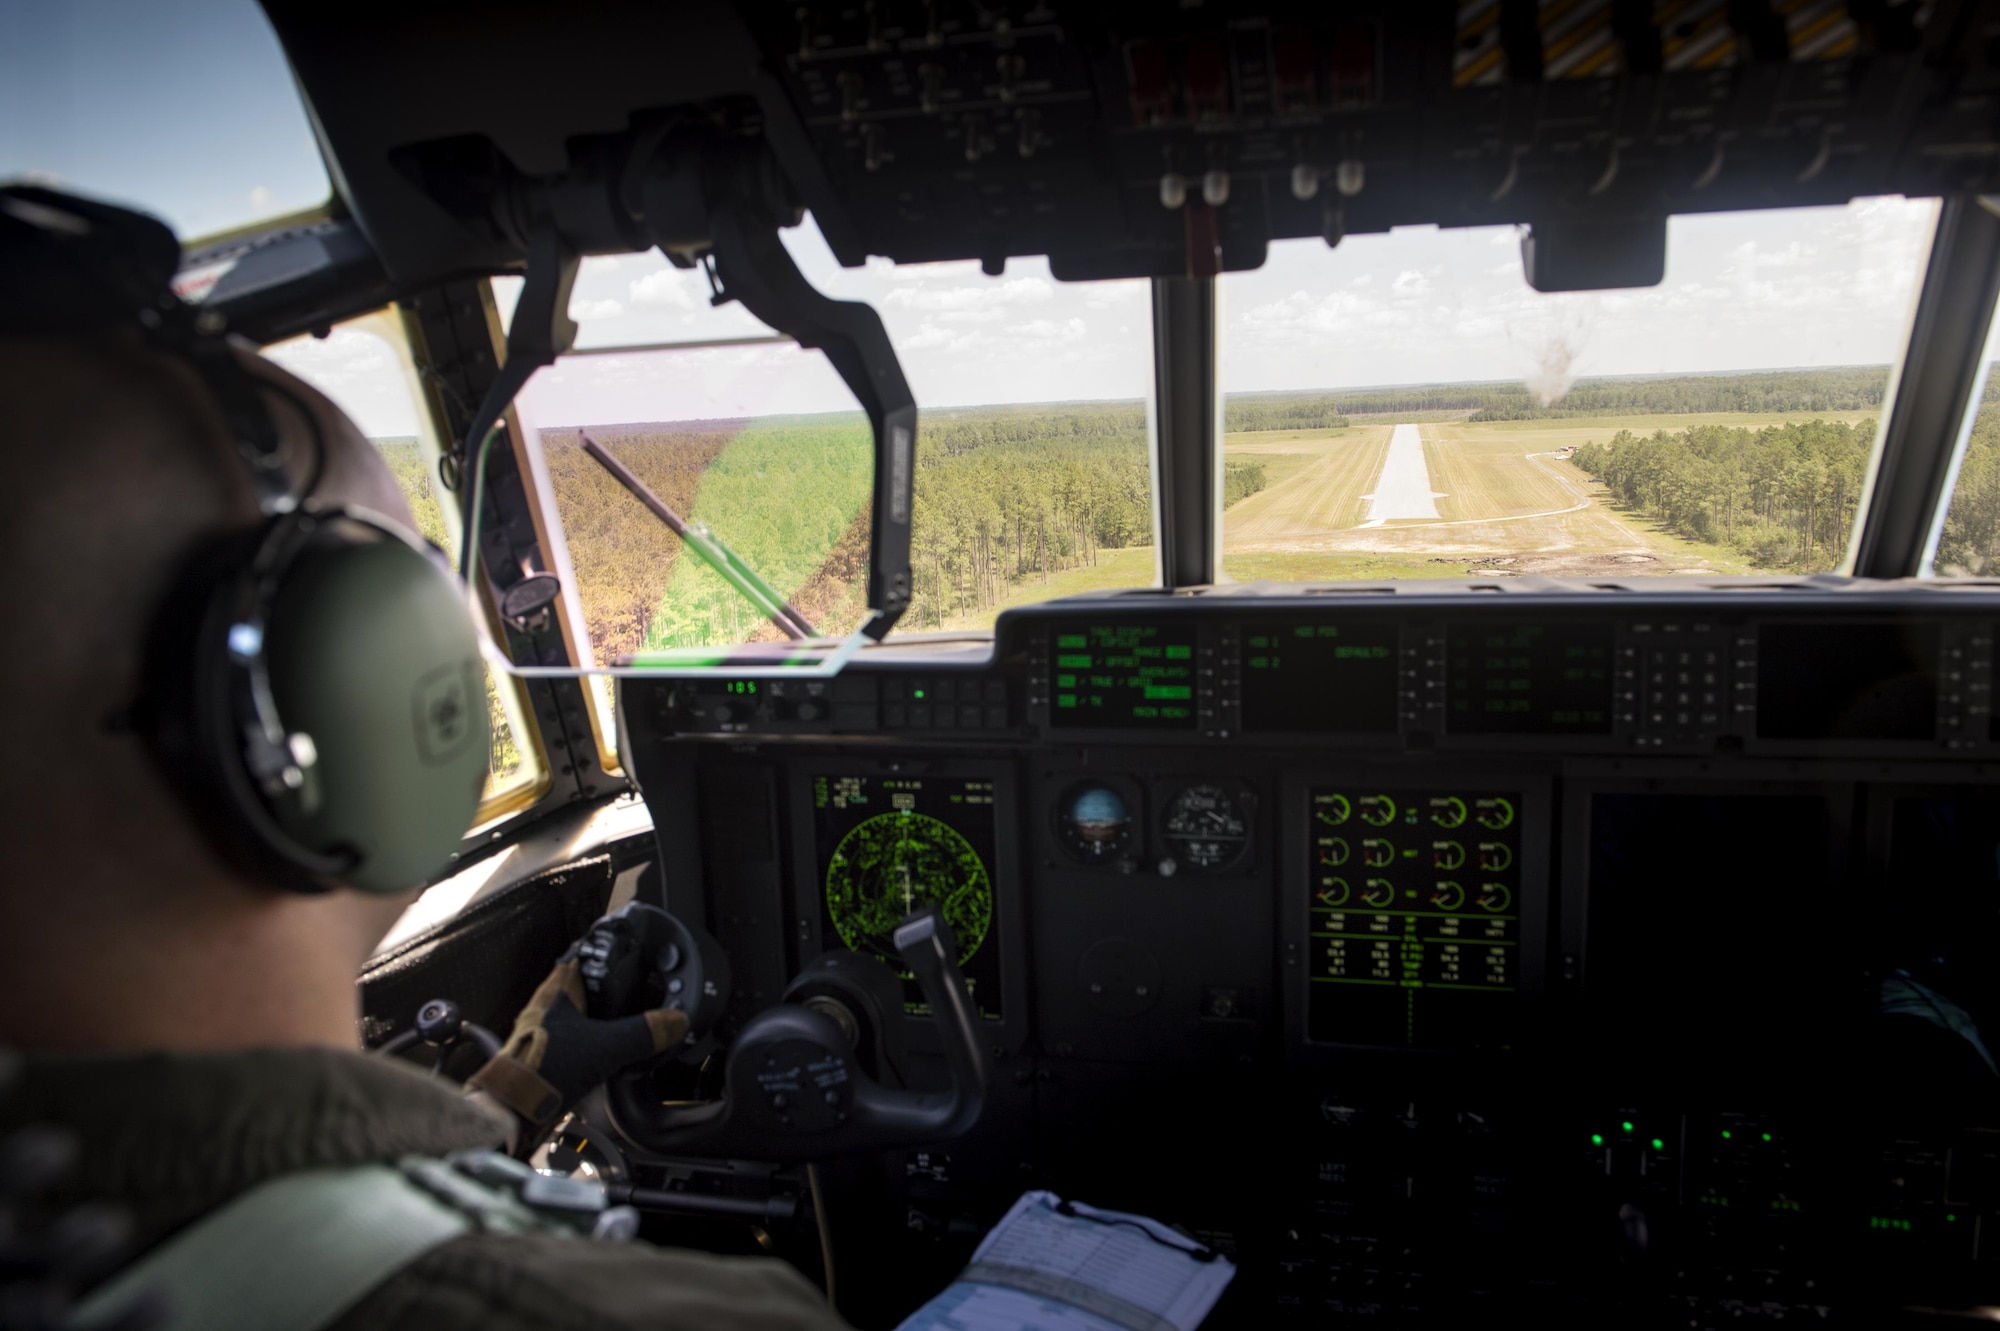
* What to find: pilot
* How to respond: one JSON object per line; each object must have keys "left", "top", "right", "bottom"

{"left": 0, "top": 186, "right": 851, "bottom": 1330}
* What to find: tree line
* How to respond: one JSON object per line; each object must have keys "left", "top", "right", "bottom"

{"left": 903, "top": 403, "right": 1263, "bottom": 628}
{"left": 1219, "top": 367, "right": 1891, "bottom": 428}
{"left": 1571, "top": 418, "right": 1876, "bottom": 570}
{"left": 1468, "top": 366, "right": 1891, "bottom": 421}
{"left": 1936, "top": 377, "right": 2000, "bottom": 575}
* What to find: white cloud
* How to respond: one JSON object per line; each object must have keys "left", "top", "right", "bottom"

{"left": 899, "top": 323, "right": 968, "bottom": 352}
{"left": 261, "top": 327, "right": 418, "bottom": 437}
{"left": 627, "top": 269, "right": 702, "bottom": 310}
{"left": 570, "top": 298, "right": 625, "bottom": 321}
{"left": 882, "top": 276, "right": 1054, "bottom": 313}
{"left": 1006, "top": 317, "right": 1088, "bottom": 345}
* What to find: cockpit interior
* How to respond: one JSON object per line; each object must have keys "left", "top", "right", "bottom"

{"left": 21, "top": 0, "right": 2000, "bottom": 1324}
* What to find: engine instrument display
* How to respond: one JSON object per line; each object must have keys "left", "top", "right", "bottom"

{"left": 1161, "top": 782, "right": 1252, "bottom": 872}
{"left": 1307, "top": 787, "right": 1522, "bottom": 1048}
{"left": 1241, "top": 621, "right": 1400, "bottom": 733}
{"left": 1056, "top": 782, "right": 1136, "bottom": 865}
{"left": 1050, "top": 624, "right": 1197, "bottom": 730}
{"left": 812, "top": 774, "right": 1002, "bottom": 1020}
{"left": 1446, "top": 621, "right": 1613, "bottom": 736}
{"left": 1757, "top": 622, "right": 1940, "bottom": 741}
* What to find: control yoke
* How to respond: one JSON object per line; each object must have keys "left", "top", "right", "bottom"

{"left": 596, "top": 904, "right": 988, "bottom": 1163}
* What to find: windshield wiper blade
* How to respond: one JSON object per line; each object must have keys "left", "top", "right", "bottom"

{"left": 579, "top": 430, "right": 818, "bottom": 642}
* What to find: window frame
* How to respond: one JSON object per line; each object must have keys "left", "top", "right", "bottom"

{"left": 267, "top": 305, "right": 557, "bottom": 828}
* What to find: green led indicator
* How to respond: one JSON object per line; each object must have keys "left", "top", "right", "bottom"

{"left": 913, "top": 688, "right": 925, "bottom": 699}
{"left": 1651, "top": 1138, "right": 1665, "bottom": 1151}
{"left": 1761, "top": 1132, "right": 1772, "bottom": 1142}
{"left": 1621, "top": 1121, "right": 1634, "bottom": 1134}
{"left": 1590, "top": 1133, "right": 1604, "bottom": 1146}
{"left": 1949, "top": 1212, "right": 1959, "bottom": 1223}
{"left": 1721, "top": 1130, "right": 1732, "bottom": 1140}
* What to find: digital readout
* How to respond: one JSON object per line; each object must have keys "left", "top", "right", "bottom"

{"left": 1050, "top": 625, "right": 1197, "bottom": 729}
{"left": 1446, "top": 621, "right": 1613, "bottom": 735}
{"left": 1241, "top": 622, "right": 1400, "bottom": 733}
{"left": 1306, "top": 788, "right": 1521, "bottom": 1049}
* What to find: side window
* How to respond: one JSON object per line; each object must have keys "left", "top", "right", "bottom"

{"left": 1932, "top": 297, "right": 2000, "bottom": 574}
{"left": 262, "top": 310, "right": 549, "bottom": 822}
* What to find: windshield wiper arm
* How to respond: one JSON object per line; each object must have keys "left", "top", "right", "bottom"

{"left": 579, "top": 430, "right": 817, "bottom": 642}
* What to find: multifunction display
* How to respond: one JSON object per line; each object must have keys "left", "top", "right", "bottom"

{"left": 1307, "top": 787, "right": 1522, "bottom": 1048}
{"left": 1757, "top": 622, "right": 1939, "bottom": 741}
{"left": 811, "top": 773, "right": 1003, "bottom": 1020}
{"left": 1241, "top": 621, "right": 1400, "bottom": 733}
{"left": 1447, "top": 621, "right": 1613, "bottom": 735}
{"left": 1049, "top": 624, "right": 1196, "bottom": 729}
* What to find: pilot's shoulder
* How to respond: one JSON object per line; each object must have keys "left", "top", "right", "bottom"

{"left": 342, "top": 1231, "right": 852, "bottom": 1331}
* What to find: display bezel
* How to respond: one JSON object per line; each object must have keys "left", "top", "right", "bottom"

{"left": 1279, "top": 766, "right": 1552, "bottom": 1061}
{"left": 1743, "top": 617, "right": 1953, "bottom": 754}
{"left": 1046, "top": 620, "right": 1200, "bottom": 732}
{"left": 1441, "top": 617, "right": 1618, "bottom": 739}
{"left": 786, "top": 756, "right": 1027, "bottom": 1055}
{"left": 1238, "top": 616, "right": 1403, "bottom": 736}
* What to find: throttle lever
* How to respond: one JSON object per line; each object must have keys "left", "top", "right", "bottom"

{"left": 602, "top": 904, "right": 989, "bottom": 1163}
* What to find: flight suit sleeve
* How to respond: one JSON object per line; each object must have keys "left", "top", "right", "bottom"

{"left": 336, "top": 1231, "right": 855, "bottom": 1331}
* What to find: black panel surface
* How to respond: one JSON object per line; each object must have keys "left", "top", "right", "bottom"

{"left": 1757, "top": 622, "right": 1941, "bottom": 740}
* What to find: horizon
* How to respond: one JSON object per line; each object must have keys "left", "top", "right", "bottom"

{"left": 356, "top": 362, "right": 1902, "bottom": 443}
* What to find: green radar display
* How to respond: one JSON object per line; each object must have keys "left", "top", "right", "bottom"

{"left": 812, "top": 774, "right": 1002, "bottom": 1020}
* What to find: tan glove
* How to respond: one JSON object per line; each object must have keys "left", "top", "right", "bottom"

{"left": 466, "top": 956, "right": 688, "bottom": 1145}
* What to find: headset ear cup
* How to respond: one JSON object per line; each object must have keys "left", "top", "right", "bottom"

{"left": 143, "top": 514, "right": 490, "bottom": 896}
{"left": 261, "top": 529, "right": 490, "bottom": 893}
{"left": 140, "top": 523, "right": 342, "bottom": 892}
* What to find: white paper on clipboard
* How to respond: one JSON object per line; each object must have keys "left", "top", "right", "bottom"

{"left": 895, "top": 1191, "right": 1235, "bottom": 1331}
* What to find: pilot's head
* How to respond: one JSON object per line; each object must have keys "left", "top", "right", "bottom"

{"left": 0, "top": 188, "right": 453, "bottom": 1053}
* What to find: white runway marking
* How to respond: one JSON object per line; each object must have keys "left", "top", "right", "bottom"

{"left": 1360, "top": 423, "right": 1442, "bottom": 527}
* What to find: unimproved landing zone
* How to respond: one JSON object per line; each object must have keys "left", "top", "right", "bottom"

{"left": 1360, "top": 423, "right": 1442, "bottom": 527}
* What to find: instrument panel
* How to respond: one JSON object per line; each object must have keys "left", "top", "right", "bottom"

{"left": 664, "top": 594, "right": 1997, "bottom": 757}
{"left": 621, "top": 590, "right": 2000, "bottom": 1325}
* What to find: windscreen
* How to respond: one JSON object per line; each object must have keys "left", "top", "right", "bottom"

{"left": 1219, "top": 199, "right": 1936, "bottom": 583}
{"left": 509, "top": 221, "right": 1156, "bottom": 662}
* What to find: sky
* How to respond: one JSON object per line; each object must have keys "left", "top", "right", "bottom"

{"left": 2, "top": 0, "right": 1947, "bottom": 436}
{"left": 292, "top": 197, "right": 1941, "bottom": 437}
{"left": 0, "top": 0, "right": 329, "bottom": 238}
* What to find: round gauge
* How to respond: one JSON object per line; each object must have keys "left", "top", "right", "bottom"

{"left": 825, "top": 812, "right": 993, "bottom": 972}
{"left": 1057, "top": 783, "right": 1135, "bottom": 865}
{"left": 1160, "top": 783, "right": 1251, "bottom": 873}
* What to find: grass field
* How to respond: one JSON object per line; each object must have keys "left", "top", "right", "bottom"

{"left": 1215, "top": 411, "right": 1872, "bottom": 581}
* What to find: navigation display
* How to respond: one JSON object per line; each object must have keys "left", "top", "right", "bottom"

{"left": 1242, "top": 621, "right": 1400, "bottom": 733}
{"left": 1050, "top": 625, "right": 1197, "bottom": 730}
{"left": 1446, "top": 621, "right": 1613, "bottom": 735}
{"left": 811, "top": 773, "right": 1002, "bottom": 1020}
{"left": 1757, "top": 623, "right": 1939, "bottom": 740}
{"left": 1306, "top": 787, "right": 1522, "bottom": 1049}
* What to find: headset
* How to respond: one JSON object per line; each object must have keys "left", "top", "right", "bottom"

{"left": 0, "top": 184, "right": 490, "bottom": 895}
